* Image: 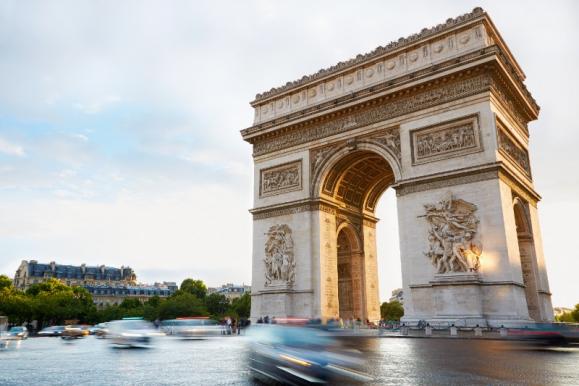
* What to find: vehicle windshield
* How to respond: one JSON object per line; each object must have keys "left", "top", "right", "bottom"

{"left": 9, "top": 327, "right": 24, "bottom": 332}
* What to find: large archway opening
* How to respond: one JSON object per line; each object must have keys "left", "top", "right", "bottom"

{"left": 318, "top": 148, "right": 398, "bottom": 321}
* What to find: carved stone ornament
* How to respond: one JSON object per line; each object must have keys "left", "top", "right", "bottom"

{"left": 423, "top": 192, "right": 482, "bottom": 273}
{"left": 496, "top": 121, "right": 531, "bottom": 177}
{"left": 252, "top": 73, "right": 491, "bottom": 156}
{"left": 412, "top": 115, "right": 481, "bottom": 164}
{"left": 260, "top": 160, "right": 302, "bottom": 197}
{"left": 264, "top": 224, "right": 295, "bottom": 287}
{"left": 372, "top": 127, "right": 401, "bottom": 161}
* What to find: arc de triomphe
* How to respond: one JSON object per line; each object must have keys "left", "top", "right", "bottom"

{"left": 240, "top": 8, "right": 553, "bottom": 327}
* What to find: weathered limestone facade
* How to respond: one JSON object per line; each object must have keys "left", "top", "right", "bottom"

{"left": 241, "top": 8, "right": 554, "bottom": 327}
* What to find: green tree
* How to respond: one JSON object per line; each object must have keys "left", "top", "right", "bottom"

{"left": 119, "top": 298, "right": 142, "bottom": 310}
{"left": 0, "top": 275, "right": 12, "bottom": 291}
{"left": 158, "top": 293, "right": 208, "bottom": 320}
{"left": 380, "top": 301, "right": 404, "bottom": 321}
{"left": 179, "top": 279, "right": 207, "bottom": 299}
{"left": 572, "top": 304, "right": 579, "bottom": 322}
{"left": 556, "top": 304, "right": 579, "bottom": 323}
{"left": 230, "top": 293, "right": 251, "bottom": 318}
{"left": 0, "top": 287, "right": 33, "bottom": 325}
{"left": 26, "top": 278, "right": 69, "bottom": 296}
{"left": 205, "top": 293, "right": 230, "bottom": 316}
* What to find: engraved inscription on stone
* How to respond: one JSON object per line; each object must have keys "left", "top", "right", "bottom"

{"left": 412, "top": 115, "right": 481, "bottom": 164}
{"left": 423, "top": 192, "right": 483, "bottom": 273}
{"left": 260, "top": 160, "right": 302, "bottom": 197}
{"left": 497, "top": 124, "right": 531, "bottom": 177}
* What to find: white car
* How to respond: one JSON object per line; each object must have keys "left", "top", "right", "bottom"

{"left": 162, "top": 318, "right": 224, "bottom": 339}
{"left": 107, "top": 319, "right": 163, "bottom": 348}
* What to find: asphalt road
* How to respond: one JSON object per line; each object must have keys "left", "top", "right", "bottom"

{"left": 1, "top": 334, "right": 578, "bottom": 385}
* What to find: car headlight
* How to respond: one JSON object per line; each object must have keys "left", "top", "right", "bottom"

{"left": 279, "top": 354, "right": 311, "bottom": 367}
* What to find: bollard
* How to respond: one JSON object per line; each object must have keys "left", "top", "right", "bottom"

{"left": 425, "top": 324, "right": 432, "bottom": 336}
{"left": 474, "top": 325, "right": 482, "bottom": 337}
{"left": 450, "top": 325, "right": 457, "bottom": 336}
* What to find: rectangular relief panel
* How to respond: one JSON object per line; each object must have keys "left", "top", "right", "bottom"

{"left": 259, "top": 160, "right": 303, "bottom": 197}
{"left": 411, "top": 114, "right": 482, "bottom": 165}
{"left": 496, "top": 119, "right": 532, "bottom": 179}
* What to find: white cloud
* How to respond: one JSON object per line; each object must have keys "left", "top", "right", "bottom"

{"left": 0, "top": 137, "right": 25, "bottom": 157}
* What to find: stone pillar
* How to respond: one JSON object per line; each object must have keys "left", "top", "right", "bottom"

{"left": 398, "top": 177, "right": 536, "bottom": 327}
{"left": 362, "top": 222, "right": 380, "bottom": 322}
{"left": 527, "top": 204, "right": 554, "bottom": 322}
{"left": 318, "top": 210, "right": 339, "bottom": 320}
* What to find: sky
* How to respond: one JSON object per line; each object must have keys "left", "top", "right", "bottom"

{"left": 0, "top": 0, "right": 577, "bottom": 307}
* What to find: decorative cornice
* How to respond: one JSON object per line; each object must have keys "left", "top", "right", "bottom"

{"left": 251, "top": 68, "right": 492, "bottom": 156}
{"left": 394, "top": 162, "right": 540, "bottom": 205}
{"left": 253, "top": 7, "right": 487, "bottom": 102}
{"left": 410, "top": 280, "right": 526, "bottom": 289}
{"left": 395, "top": 164, "right": 499, "bottom": 197}
{"left": 250, "top": 198, "right": 380, "bottom": 222}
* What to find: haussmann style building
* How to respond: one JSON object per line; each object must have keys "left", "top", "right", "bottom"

{"left": 14, "top": 260, "right": 177, "bottom": 308}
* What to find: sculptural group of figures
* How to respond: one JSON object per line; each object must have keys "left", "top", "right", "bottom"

{"left": 264, "top": 224, "right": 295, "bottom": 286}
{"left": 424, "top": 193, "right": 483, "bottom": 274}
{"left": 417, "top": 125, "right": 475, "bottom": 158}
{"left": 262, "top": 168, "right": 299, "bottom": 193}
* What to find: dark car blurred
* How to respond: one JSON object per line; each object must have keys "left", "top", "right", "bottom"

{"left": 248, "top": 324, "right": 372, "bottom": 385}
{"left": 38, "top": 326, "right": 65, "bottom": 337}
{"left": 7, "top": 326, "right": 28, "bottom": 340}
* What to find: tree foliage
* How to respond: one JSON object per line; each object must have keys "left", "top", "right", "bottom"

{"left": 205, "top": 293, "right": 230, "bottom": 316}
{"left": 179, "top": 279, "right": 207, "bottom": 299}
{"left": 230, "top": 293, "right": 251, "bottom": 318}
{"left": 158, "top": 293, "right": 208, "bottom": 320}
{"left": 0, "top": 275, "right": 12, "bottom": 291}
{"left": 380, "top": 300, "right": 404, "bottom": 321}
{"left": 0, "top": 276, "right": 251, "bottom": 327}
{"left": 555, "top": 304, "right": 579, "bottom": 323}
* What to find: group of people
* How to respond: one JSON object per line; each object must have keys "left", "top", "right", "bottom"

{"left": 221, "top": 317, "right": 250, "bottom": 335}
{"left": 256, "top": 316, "right": 276, "bottom": 324}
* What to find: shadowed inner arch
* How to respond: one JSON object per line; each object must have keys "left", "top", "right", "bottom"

{"left": 322, "top": 150, "right": 395, "bottom": 213}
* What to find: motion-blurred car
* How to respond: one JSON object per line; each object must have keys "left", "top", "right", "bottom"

{"left": 161, "top": 318, "right": 224, "bottom": 339}
{"left": 38, "top": 326, "right": 65, "bottom": 337}
{"left": 509, "top": 323, "right": 579, "bottom": 346}
{"left": 93, "top": 323, "right": 109, "bottom": 338}
{"left": 107, "top": 318, "right": 163, "bottom": 348}
{"left": 7, "top": 326, "right": 28, "bottom": 340}
{"left": 61, "top": 326, "right": 86, "bottom": 340}
{"left": 248, "top": 324, "right": 372, "bottom": 385}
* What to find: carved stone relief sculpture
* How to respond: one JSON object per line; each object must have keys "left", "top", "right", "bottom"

{"left": 496, "top": 122, "right": 531, "bottom": 177}
{"left": 412, "top": 114, "right": 481, "bottom": 164}
{"left": 260, "top": 160, "right": 302, "bottom": 197}
{"left": 264, "top": 224, "right": 295, "bottom": 287}
{"left": 423, "top": 192, "right": 482, "bottom": 273}
{"left": 372, "top": 127, "right": 401, "bottom": 160}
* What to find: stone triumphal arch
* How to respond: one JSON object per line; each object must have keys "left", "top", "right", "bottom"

{"left": 241, "top": 8, "right": 554, "bottom": 326}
